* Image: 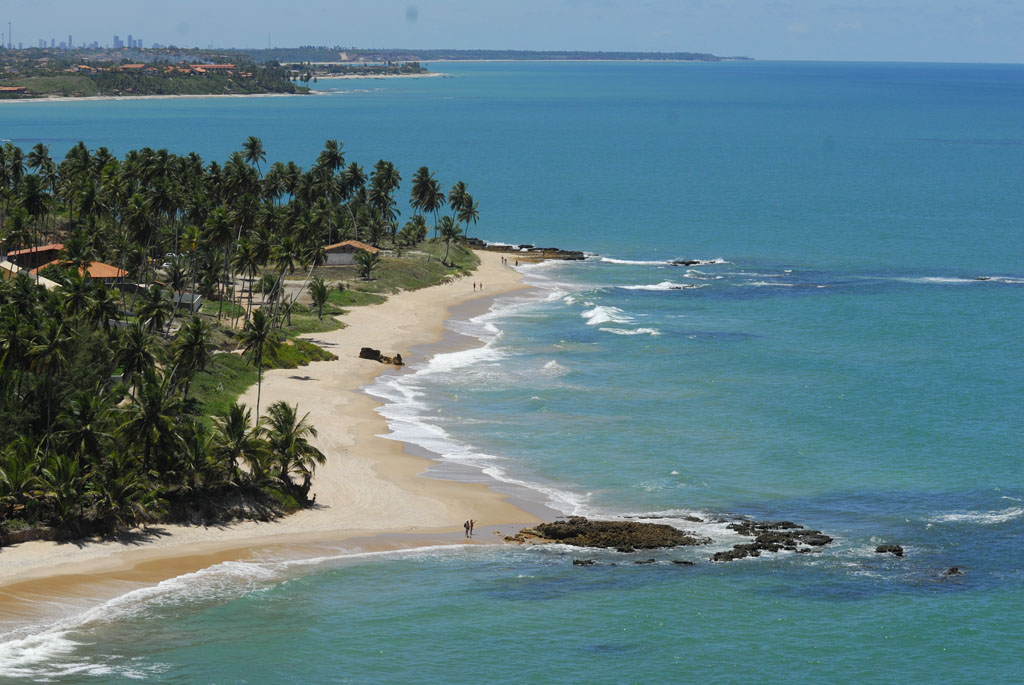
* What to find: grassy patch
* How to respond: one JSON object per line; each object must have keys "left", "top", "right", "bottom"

{"left": 282, "top": 311, "right": 344, "bottom": 335}
{"left": 3, "top": 74, "right": 100, "bottom": 97}
{"left": 191, "top": 353, "right": 258, "bottom": 421}
{"left": 328, "top": 288, "right": 387, "bottom": 307}
{"left": 191, "top": 331, "right": 338, "bottom": 422}
{"left": 266, "top": 338, "right": 337, "bottom": 369}
{"left": 201, "top": 299, "right": 246, "bottom": 320}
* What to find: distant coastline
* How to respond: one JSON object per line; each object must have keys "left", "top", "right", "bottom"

{"left": 0, "top": 91, "right": 322, "bottom": 104}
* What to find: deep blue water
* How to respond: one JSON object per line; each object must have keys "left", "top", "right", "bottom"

{"left": 1, "top": 61, "right": 1022, "bottom": 682}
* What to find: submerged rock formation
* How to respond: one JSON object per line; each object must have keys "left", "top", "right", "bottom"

{"left": 711, "top": 520, "right": 834, "bottom": 562}
{"left": 875, "top": 544, "right": 904, "bottom": 557}
{"left": 507, "top": 516, "right": 712, "bottom": 552}
{"left": 358, "top": 347, "right": 404, "bottom": 366}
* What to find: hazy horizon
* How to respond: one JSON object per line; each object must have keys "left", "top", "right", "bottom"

{"left": 3, "top": 0, "right": 1023, "bottom": 64}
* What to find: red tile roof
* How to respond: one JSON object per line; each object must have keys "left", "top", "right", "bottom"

{"left": 6, "top": 243, "right": 63, "bottom": 257}
{"left": 324, "top": 240, "right": 380, "bottom": 254}
{"left": 30, "top": 260, "right": 127, "bottom": 279}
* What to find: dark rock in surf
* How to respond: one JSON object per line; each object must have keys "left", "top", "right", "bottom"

{"left": 358, "top": 347, "right": 404, "bottom": 366}
{"left": 943, "top": 566, "right": 963, "bottom": 577}
{"left": 573, "top": 559, "right": 597, "bottom": 566}
{"left": 672, "top": 560, "right": 696, "bottom": 566}
{"left": 712, "top": 519, "right": 833, "bottom": 562}
{"left": 875, "top": 544, "right": 904, "bottom": 557}
{"left": 511, "top": 516, "right": 712, "bottom": 550}
{"left": 634, "top": 559, "right": 657, "bottom": 565}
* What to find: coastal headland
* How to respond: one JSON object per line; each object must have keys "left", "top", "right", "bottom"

{"left": 0, "top": 251, "right": 546, "bottom": 616}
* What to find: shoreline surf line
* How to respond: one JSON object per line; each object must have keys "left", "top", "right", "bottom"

{"left": 0, "top": 92, "right": 325, "bottom": 105}
{"left": 0, "top": 251, "right": 543, "bottom": 610}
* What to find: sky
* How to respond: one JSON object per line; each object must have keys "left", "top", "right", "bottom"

{"left": 4, "top": 0, "right": 1024, "bottom": 63}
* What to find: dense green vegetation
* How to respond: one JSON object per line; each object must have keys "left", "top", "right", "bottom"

{"left": 0, "top": 136, "right": 481, "bottom": 542}
{"left": 0, "top": 49, "right": 302, "bottom": 98}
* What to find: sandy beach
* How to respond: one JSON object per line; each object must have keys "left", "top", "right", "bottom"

{"left": 0, "top": 92, "right": 322, "bottom": 105}
{"left": 0, "top": 251, "right": 544, "bottom": 613}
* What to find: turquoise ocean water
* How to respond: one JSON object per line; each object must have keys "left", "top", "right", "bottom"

{"left": 1, "top": 61, "right": 1022, "bottom": 682}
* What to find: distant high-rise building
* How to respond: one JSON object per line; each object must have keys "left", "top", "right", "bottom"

{"left": 68, "top": 35, "right": 72, "bottom": 49}
{"left": 113, "top": 35, "right": 123, "bottom": 49}
{"left": 127, "top": 34, "right": 133, "bottom": 49}
{"left": 136, "top": 38, "right": 142, "bottom": 48}
{"left": 50, "top": 38, "right": 55, "bottom": 48}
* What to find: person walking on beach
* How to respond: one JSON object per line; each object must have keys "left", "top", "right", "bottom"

{"left": 464, "top": 520, "right": 471, "bottom": 538}
{"left": 473, "top": 281, "right": 476, "bottom": 291}
{"left": 469, "top": 519, "right": 475, "bottom": 536}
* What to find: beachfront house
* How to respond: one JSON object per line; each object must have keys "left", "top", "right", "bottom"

{"left": 6, "top": 243, "right": 64, "bottom": 271}
{"left": 30, "top": 260, "right": 128, "bottom": 286}
{"left": 323, "top": 240, "right": 380, "bottom": 266}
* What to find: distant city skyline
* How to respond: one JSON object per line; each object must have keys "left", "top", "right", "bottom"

{"left": 2, "top": 0, "right": 1023, "bottom": 63}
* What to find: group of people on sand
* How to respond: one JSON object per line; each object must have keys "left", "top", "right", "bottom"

{"left": 499, "top": 256, "right": 519, "bottom": 267}
{"left": 472, "top": 281, "right": 484, "bottom": 291}
{"left": 464, "top": 519, "right": 476, "bottom": 537}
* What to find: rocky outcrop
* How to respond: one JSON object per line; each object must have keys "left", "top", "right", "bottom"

{"left": 507, "top": 516, "right": 712, "bottom": 551}
{"left": 468, "top": 238, "right": 585, "bottom": 262}
{"left": 875, "top": 544, "right": 904, "bottom": 557}
{"left": 711, "top": 520, "right": 834, "bottom": 562}
{"left": 358, "top": 347, "right": 404, "bottom": 366}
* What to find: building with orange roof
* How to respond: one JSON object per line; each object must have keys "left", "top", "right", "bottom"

{"left": 6, "top": 243, "right": 64, "bottom": 270}
{"left": 30, "top": 260, "right": 127, "bottom": 284}
{"left": 323, "top": 240, "right": 380, "bottom": 266}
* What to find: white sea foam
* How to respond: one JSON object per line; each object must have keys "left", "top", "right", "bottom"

{"left": 740, "top": 281, "right": 798, "bottom": 287}
{"left": 361, "top": 286, "right": 595, "bottom": 516}
{"left": 618, "top": 281, "right": 707, "bottom": 291}
{"left": 599, "top": 257, "right": 670, "bottom": 266}
{"left": 928, "top": 506, "right": 1023, "bottom": 524}
{"left": 0, "top": 544, "right": 494, "bottom": 679}
{"left": 581, "top": 305, "right": 632, "bottom": 325}
{"left": 598, "top": 256, "right": 729, "bottom": 267}
{"left": 541, "top": 360, "right": 570, "bottom": 376}
{"left": 599, "top": 327, "right": 661, "bottom": 336}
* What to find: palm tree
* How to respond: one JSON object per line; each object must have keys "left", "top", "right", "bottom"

{"left": 213, "top": 402, "right": 269, "bottom": 485}
{"left": 35, "top": 453, "right": 88, "bottom": 531}
{"left": 438, "top": 215, "right": 462, "bottom": 266}
{"left": 308, "top": 276, "right": 329, "bottom": 319}
{"left": 119, "top": 366, "right": 184, "bottom": 473}
{"left": 28, "top": 319, "right": 74, "bottom": 440}
{"left": 240, "top": 308, "right": 276, "bottom": 417}
{"left": 317, "top": 139, "right": 345, "bottom": 174}
{"left": 242, "top": 136, "right": 266, "bottom": 175}
{"left": 354, "top": 248, "right": 381, "bottom": 280}
{"left": 136, "top": 284, "right": 174, "bottom": 335}
{"left": 88, "top": 283, "right": 120, "bottom": 331}
{"left": 115, "top": 320, "right": 157, "bottom": 393}
{"left": 171, "top": 316, "right": 212, "bottom": 399}
{"left": 264, "top": 400, "right": 325, "bottom": 498}
{"left": 448, "top": 181, "right": 468, "bottom": 217}
{"left": 56, "top": 385, "right": 114, "bottom": 466}
{"left": 457, "top": 194, "right": 480, "bottom": 239}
